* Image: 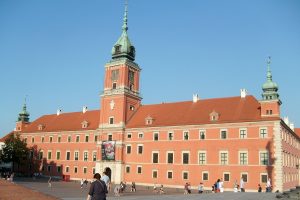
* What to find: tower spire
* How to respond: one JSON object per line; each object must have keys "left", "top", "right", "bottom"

{"left": 262, "top": 56, "right": 280, "bottom": 102}
{"left": 111, "top": 0, "right": 136, "bottom": 61}
{"left": 17, "top": 96, "right": 30, "bottom": 122}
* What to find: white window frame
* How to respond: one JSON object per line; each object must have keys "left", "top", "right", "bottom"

{"left": 47, "top": 150, "right": 52, "bottom": 159}
{"left": 66, "top": 151, "right": 71, "bottom": 160}
{"left": 127, "top": 133, "right": 132, "bottom": 139}
{"left": 199, "top": 129, "right": 206, "bottom": 140}
{"left": 182, "top": 171, "right": 189, "bottom": 180}
{"left": 153, "top": 132, "right": 159, "bottom": 141}
{"left": 239, "top": 128, "right": 247, "bottom": 139}
{"left": 126, "top": 145, "right": 132, "bottom": 154}
{"left": 108, "top": 134, "right": 113, "bottom": 141}
{"left": 56, "top": 150, "right": 61, "bottom": 160}
{"left": 83, "top": 167, "right": 87, "bottom": 174}
{"left": 168, "top": 131, "right": 174, "bottom": 141}
{"left": 220, "top": 129, "right": 228, "bottom": 139}
{"left": 223, "top": 172, "right": 230, "bottom": 182}
{"left": 137, "top": 165, "right": 142, "bottom": 174}
{"left": 239, "top": 151, "right": 248, "bottom": 165}
{"left": 219, "top": 150, "right": 228, "bottom": 165}
{"left": 58, "top": 135, "right": 62, "bottom": 143}
{"left": 198, "top": 150, "right": 207, "bottom": 165}
{"left": 65, "top": 166, "right": 70, "bottom": 173}
{"left": 182, "top": 151, "right": 190, "bottom": 164}
{"left": 109, "top": 116, "right": 114, "bottom": 124}
{"left": 137, "top": 144, "right": 143, "bottom": 154}
{"left": 138, "top": 132, "right": 144, "bottom": 138}
{"left": 74, "top": 166, "right": 78, "bottom": 173}
{"left": 85, "top": 135, "right": 89, "bottom": 142}
{"left": 259, "top": 151, "right": 269, "bottom": 165}
{"left": 183, "top": 130, "right": 189, "bottom": 140}
{"left": 260, "top": 173, "right": 268, "bottom": 183}
{"left": 83, "top": 151, "right": 89, "bottom": 161}
{"left": 125, "top": 165, "right": 130, "bottom": 173}
{"left": 202, "top": 171, "right": 209, "bottom": 181}
{"left": 92, "top": 151, "right": 97, "bottom": 161}
{"left": 74, "top": 151, "right": 79, "bottom": 161}
{"left": 76, "top": 135, "right": 80, "bottom": 142}
{"left": 152, "top": 170, "right": 158, "bottom": 179}
{"left": 166, "top": 151, "right": 174, "bottom": 164}
{"left": 241, "top": 172, "right": 248, "bottom": 182}
{"left": 152, "top": 151, "right": 159, "bottom": 164}
{"left": 167, "top": 170, "right": 173, "bottom": 179}
{"left": 259, "top": 127, "right": 268, "bottom": 138}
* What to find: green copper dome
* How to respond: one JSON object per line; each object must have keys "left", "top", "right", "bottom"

{"left": 261, "top": 57, "right": 280, "bottom": 101}
{"left": 111, "top": 3, "right": 135, "bottom": 61}
{"left": 17, "top": 102, "right": 30, "bottom": 122}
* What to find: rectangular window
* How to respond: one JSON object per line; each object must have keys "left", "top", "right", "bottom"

{"left": 93, "top": 152, "right": 97, "bottom": 161}
{"left": 261, "top": 174, "right": 268, "bottom": 183}
{"left": 183, "top": 172, "right": 189, "bottom": 180}
{"left": 183, "top": 131, "right": 189, "bottom": 140}
{"left": 111, "top": 69, "right": 119, "bottom": 81}
{"left": 224, "top": 173, "right": 230, "bottom": 182}
{"left": 94, "top": 135, "right": 98, "bottom": 142}
{"left": 239, "top": 129, "right": 247, "bottom": 139}
{"left": 167, "top": 152, "right": 174, "bottom": 164}
{"left": 168, "top": 132, "right": 174, "bottom": 140}
{"left": 260, "top": 128, "right": 268, "bottom": 138}
{"left": 152, "top": 152, "right": 159, "bottom": 163}
{"left": 109, "top": 117, "right": 114, "bottom": 124}
{"left": 85, "top": 135, "right": 89, "bottom": 142}
{"left": 199, "top": 130, "right": 206, "bottom": 140}
{"left": 49, "top": 136, "right": 53, "bottom": 143}
{"left": 75, "top": 152, "right": 79, "bottom": 160}
{"left": 138, "top": 132, "right": 143, "bottom": 138}
{"left": 84, "top": 152, "right": 88, "bottom": 161}
{"left": 47, "top": 165, "right": 51, "bottom": 172}
{"left": 66, "top": 166, "right": 69, "bottom": 173}
{"left": 137, "top": 166, "right": 142, "bottom": 174}
{"left": 127, "top": 133, "right": 132, "bottom": 139}
{"left": 126, "top": 145, "right": 131, "bottom": 154}
{"left": 56, "top": 151, "right": 61, "bottom": 160}
{"left": 152, "top": 170, "right": 158, "bottom": 178}
{"left": 108, "top": 134, "right": 112, "bottom": 141}
{"left": 183, "top": 152, "right": 189, "bottom": 164}
{"left": 32, "top": 137, "right": 35, "bottom": 143}
{"left": 202, "top": 172, "right": 209, "bottom": 181}
{"left": 260, "top": 152, "right": 269, "bottom": 165}
{"left": 93, "top": 168, "right": 95, "bottom": 174}
{"left": 138, "top": 145, "right": 143, "bottom": 154}
{"left": 239, "top": 152, "right": 248, "bottom": 165}
{"left": 198, "top": 152, "right": 206, "bottom": 165}
{"left": 41, "top": 136, "right": 44, "bottom": 143}
{"left": 74, "top": 167, "right": 78, "bottom": 173}
{"left": 68, "top": 136, "right": 71, "bottom": 143}
{"left": 241, "top": 173, "right": 248, "bottom": 182}
{"left": 126, "top": 166, "right": 130, "bottom": 173}
{"left": 153, "top": 132, "right": 159, "bottom": 141}
{"left": 58, "top": 136, "right": 61, "bottom": 143}
{"left": 57, "top": 166, "right": 61, "bottom": 173}
{"left": 220, "top": 152, "right": 228, "bottom": 165}
{"left": 221, "top": 130, "right": 227, "bottom": 139}
{"left": 66, "top": 151, "right": 70, "bottom": 160}
{"left": 83, "top": 167, "right": 87, "bottom": 174}
{"left": 76, "top": 135, "right": 80, "bottom": 142}
{"left": 167, "top": 171, "right": 173, "bottom": 179}
{"left": 39, "top": 151, "right": 43, "bottom": 160}
{"left": 48, "top": 151, "right": 52, "bottom": 159}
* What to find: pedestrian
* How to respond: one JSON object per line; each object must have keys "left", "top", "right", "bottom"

{"left": 81, "top": 179, "right": 84, "bottom": 188}
{"left": 187, "top": 182, "right": 191, "bottom": 194}
{"left": 198, "top": 182, "right": 204, "bottom": 194}
{"left": 48, "top": 176, "right": 52, "bottom": 188}
{"left": 233, "top": 180, "right": 238, "bottom": 192}
{"left": 240, "top": 177, "right": 245, "bottom": 192}
{"left": 184, "top": 182, "right": 188, "bottom": 194}
{"left": 10, "top": 173, "right": 14, "bottom": 183}
{"left": 219, "top": 178, "right": 224, "bottom": 193}
{"left": 266, "top": 178, "right": 272, "bottom": 192}
{"left": 131, "top": 182, "right": 136, "bottom": 192}
{"left": 87, "top": 173, "right": 108, "bottom": 200}
{"left": 114, "top": 185, "right": 120, "bottom": 196}
{"left": 159, "top": 185, "right": 165, "bottom": 194}
{"left": 101, "top": 171, "right": 110, "bottom": 191}
{"left": 153, "top": 183, "right": 158, "bottom": 193}
{"left": 258, "top": 184, "right": 262, "bottom": 192}
{"left": 84, "top": 179, "right": 89, "bottom": 188}
{"left": 216, "top": 179, "right": 220, "bottom": 193}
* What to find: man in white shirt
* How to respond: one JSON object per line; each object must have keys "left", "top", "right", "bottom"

{"left": 240, "top": 177, "right": 245, "bottom": 192}
{"left": 101, "top": 171, "right": 110, "bottom": 190}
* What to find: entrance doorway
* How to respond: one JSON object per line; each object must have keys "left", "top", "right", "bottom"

{"left": 104, "top": 167, "right": 111, "bottom": 180}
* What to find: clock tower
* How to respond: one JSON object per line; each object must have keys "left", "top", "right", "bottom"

{"left": 99, "top": 3, "right": 142, "bottom": 129}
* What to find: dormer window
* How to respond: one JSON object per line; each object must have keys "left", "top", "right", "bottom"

{"left": 210, "top": 111, "right": 219, "bottom": 121}
{"left": 38, "top": 124, "right": 45, "bottom": 131}
{"left": 145, "top": 116, "right": 154, "bottom": 125}
{"left": 115, "top": 45, "right": 121, "bottom": 53}
{"left": 81, "top": 120, "right": 89, "bottom": 128}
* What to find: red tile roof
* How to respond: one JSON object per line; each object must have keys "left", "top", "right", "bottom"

{"left": 0, "top": 131, "right": 14, "bottom": 142}
{"left": 22, "top": 110, "right": 100, "bottom": 133}
{"left": 127, "top": 95, "right": 278, "bottom": 128}
{"left": 295, "top": 128, "right": 300, "bottom": 138}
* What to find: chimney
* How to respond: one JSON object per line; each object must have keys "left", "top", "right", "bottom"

{"left": 57, "top": 109, "right": 62, "bottom": 116}
{"left": 83, "top": 106, "right": 88, "bottom": 113}
{"left": 193, "top": 94, "right": 200, "bottom": 103}
{"left": 290, "top": 123, "right": 294, "bottom": 131}
{"left": 240, "top": 89, "right": 247, "bottom": 98}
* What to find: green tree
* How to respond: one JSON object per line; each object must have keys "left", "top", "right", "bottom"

{"left": 1, "top": 133, "right": 29, "bottom": 172}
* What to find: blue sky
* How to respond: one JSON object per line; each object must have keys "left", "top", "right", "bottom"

{"left": 0, "top": 0, "right": 300, "bottom": 138}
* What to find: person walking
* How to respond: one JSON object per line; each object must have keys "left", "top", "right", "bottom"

{"left": 101, "top": 172, "right": 110, "bottom": 191}
{"left": 198, "top": 182, "right": 204, "bottom": 194}
{"left": 48, "top": 176, "right": 52, "bottom": 188}
{"left": 219, "top": 178, "right": 224, "bottom": 193}
{"left": 87, "top": 173, "right": 108, "bottom": 200}
{"left": 266, "top": 178, "right": 272, "bottom": 192}
{"left": 81, "top": 179, "right": 84, "bottom": 189}
{"left": 240, "top": 177, "right": 245, "bottom": 192}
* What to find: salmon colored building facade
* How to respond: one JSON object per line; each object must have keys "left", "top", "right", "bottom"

{"left": 3, "top": 5, "right": 300, "bottom": 192}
